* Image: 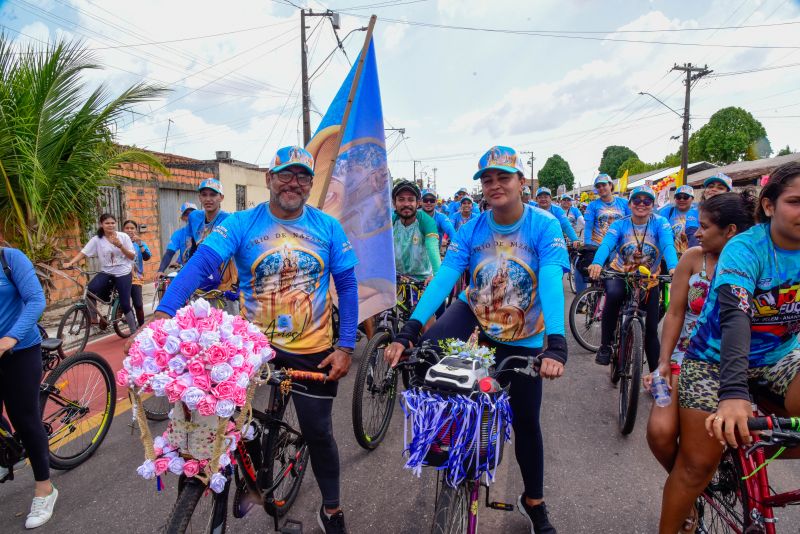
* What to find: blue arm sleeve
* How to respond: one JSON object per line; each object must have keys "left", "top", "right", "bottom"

{"left": 440, "top": 216, "right": 457, "bottom": 240}
{"left": 583, "top": 204, "right": 595, "bottom": 245}
{"left": 409, "top": 265, "right": 462, "bottom": 324}
{"left": 332, "top": 267, "right": 358, "bottom": 349}
{"left": 6, "top": 251, "right": 46, "bottom": 342}
{"left": 559, "top": 214, "right": 579, "bottom": 242}
{"left": 156, "top": 245, "right": 223, "bottom": 316}
{"left": 425, "top": 236, "right": 441, "bottom": 274}
{"left": 591, "top": 231, "right": 616, "bottom": 267}
{"left": 539, "top": 263, "right": 565, "bottom": 336}
{"left": 141, "top": 242, "right": 152, "bottom": 261}
{"left": 158, "top": 250, "right": 176, "bottom": 273}
{"left": 658, "top": 219, "right": 680, "bottom": 270}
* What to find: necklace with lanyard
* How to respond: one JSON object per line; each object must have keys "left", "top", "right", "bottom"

{"left": 631, "top": 216, "right": 650, "bottom": 262}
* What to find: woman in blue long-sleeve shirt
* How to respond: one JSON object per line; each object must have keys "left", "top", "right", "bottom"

{"left": 0, "top": 246, "right": 58, "bottom": 529}
{"left": 123, "top": 220, "right": 151, "bottom": 327}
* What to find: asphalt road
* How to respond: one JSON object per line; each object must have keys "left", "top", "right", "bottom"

{"left": 3, "top": 287, "right": 800, "bottom": 533}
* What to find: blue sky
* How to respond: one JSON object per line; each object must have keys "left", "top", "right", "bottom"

{"left": 2, "top": 0, "right": 799, "bottom": 198}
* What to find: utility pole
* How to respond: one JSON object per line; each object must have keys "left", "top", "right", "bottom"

{"left": 432, "top": 167, "right": 437, "bottom": 191}
{"left": 163, "top": 118, "right": 173, "bottom": 153}
{"left": 671, "top": 63, "right": 712, "bottom": 178}
{"left": 413, "top": 160, "right": 421, "bottom": 182}
{"left": 300, "top": 9, "right": 341, "bottom": 145}
{"left": 519, "top": 151, "right": 536, "bottom": 188}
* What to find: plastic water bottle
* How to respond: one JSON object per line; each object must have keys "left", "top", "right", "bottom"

{"left": 650, "top": 370, "right": 671, "bottom": 407}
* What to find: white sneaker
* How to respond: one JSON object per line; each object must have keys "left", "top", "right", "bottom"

{"left": 25, "top": 486, "right": 58, "bottom": 529}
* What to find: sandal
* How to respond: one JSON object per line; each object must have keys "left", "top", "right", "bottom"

{"left": 680, "top": 505, "right": 698, "bottom": 533}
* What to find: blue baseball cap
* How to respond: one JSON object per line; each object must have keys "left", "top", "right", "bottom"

{"left": 198, "top": 178, "right": 223, "bottom": 195}
{"left": 473, "top": 146, "right": 526, "bottom": 180}
{"left": 269, "top": 145, "right": 315, "bottom": 176}
{"left": 703, "top": 173, "right": 732, "bottom": 191}
{"left": 560, "top": 194, "right": 572, "bottom": 201}
{"left": 460, "top": 195, "right": 473, "bottom": 204}
{"left": 629, "top": 185, "right": 656, "bottom": 201}
{"left": 421, "top": 189, "right": 437, "bottom": 199}
{"left": 535, "top": 187, "right": 552, "bottom": 197}
{"left": 179, "top": 202, "right": 198, "bottom": 215}
{"left": 675, "top": 185, "right": 695, "bottom": 197}
{"left": 594, "top": 174, "right": 613, "bottom": 186}
{"left": 522, "top": 186, "right": 532, "bottom": 194}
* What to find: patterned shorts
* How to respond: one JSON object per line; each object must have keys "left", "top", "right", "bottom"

{"left": 679, "top": 349, "right": 800, "bottom": 413}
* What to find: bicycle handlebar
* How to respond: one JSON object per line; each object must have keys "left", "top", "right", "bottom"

{"left": 600, "top": 269, "right": 672, "bottom": 283}
{"left": 748, "top": 415, "right": 800, "bottom": 432}
{"left": 399, "top": 343, "right": 541, "bottom": 380}
{"left": 266, "top": 367, "right": 329, "bottom": 385}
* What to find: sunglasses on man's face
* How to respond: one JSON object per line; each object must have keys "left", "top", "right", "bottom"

{"left": 674, "top": 194, "right": 692, "bottom": 201}
{"left": 274, "top": 170, "right": 313, "bottom": 186}
{"left": 631, "top": 197, "right": 654, "bottom": 206}
{"left": 422, "top": 197, "right": 436, "bottom": 203}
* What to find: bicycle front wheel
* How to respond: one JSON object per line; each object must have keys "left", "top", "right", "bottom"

{"left": 695, "top": 449, "right": 752, "bottom": 533}
{"left": 618, "top": 319, "right": 643, "bottom": 435}
{"left": 56, "top": 304, "right": 90, "bottom": 357}
{"left": 164, "top": 476, "right": 229, "bottom": 534}
{"left": 263, "top": 398, "right": 310, "bottom": 518}
{"left": 432, "top": 482, "right": 469, "bottom": 534}
{"left": 569, "top": 286, "right": 604, "bottom": 352}
{"left": 352, "top": 331, "right": 398, "bottom": 450}
{"left": 40, "top": 352, "right": 116, "bottom": 469}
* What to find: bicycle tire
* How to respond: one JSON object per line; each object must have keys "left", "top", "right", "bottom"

{"left": 142, "top": 394, "right": 171, "bottom": 421}
{"left": 352, "top": 331, "right": 398, "bottom": 450}
{"left": 431, "top": 482, "right": 469, "bottom": 534}
{"left": 164, "top": 476, "right": 229, "bottom": 534}
{"left": 695, "top": 449, "right": 753, "bottom": 533}
{"left": 567, "top": 254, "right": 576, "bottom": 294}
{"left": 568, "top": 286, "right": 604, "bottom": 352}
{"left": 56, "top": 304, "right": 90, "bottom": 357}
{"left": 40, "top": 351, "right": 116, "bottom": 469}
{"left": 263, "top": 398, "right": 310, "bottom": 518}
{"left": 111, "top": 299, "right": 133, "bottom": 339}
{"left": 618, "top": 319, "right": 643, "bottom": 435}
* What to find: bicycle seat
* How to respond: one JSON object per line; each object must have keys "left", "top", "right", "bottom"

{"left": 749, "top": 379, "right": 788, "bottom": 417}
{"left": 41, "top": 338, "right": 63, "bottom": 352}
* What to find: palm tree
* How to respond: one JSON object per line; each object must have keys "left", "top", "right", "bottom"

{"left": 0, "top": 35, "right": 169, "bottom": 264}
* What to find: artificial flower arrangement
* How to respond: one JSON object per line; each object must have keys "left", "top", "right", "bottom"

{"left": 117, "top": 299, "right": 274, "bottom": 493}
{"left": 437, "top": 335, "right": 496, "bottom": 369}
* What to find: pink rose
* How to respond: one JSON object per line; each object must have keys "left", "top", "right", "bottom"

{"left": 233, "top": 387, "right": 247, "bottom": 406}
{"left": 183, "top": 459, "right": 201, "bottom": 478}
{"left": 176, "top": 311, "right": 196, "bottom": 330}
{"left": 192, "top": 373, "right": 211, "bottom": 391}
{"left": 127, "top": 347, "right": 145, "bottom": 368}
{"left": 205, "top": 345, "right": 230, "bottom": 365}
{"left": 153, "top": 447, "right": 163, "bottom": 457}
{"left": 116, "top": 368, "right": 130, "bottom": 387}
{"left": 232, "top": 317, "right": 249, "bottom": 335}
{"left": 187, "top": 359, "right": 206, "bottom": 376}
{"left": 196, "top": 394, "right": 218, "bottom": 416}
{"left": 180, "top": 341, "right": 201, "bottom": 358}
{"left": 164, "top": 380, "right": 187, "bottom": 403}
{"left": 153, "top": 349, "right": 170, "bottom": 368}
{"left": 152, "top": 329, "right": 168, "bottom": 347}
{"left": 212, "top": 379, "right": 237, "bottom": 400}
{"left": 134, "top": 372, "right": 153, "bottom": 388}
{"left": 154, "top": 457, "right": 170, "bottom": 475}
{"left": 196, "top": 316, "right": 219, "bottom": 333}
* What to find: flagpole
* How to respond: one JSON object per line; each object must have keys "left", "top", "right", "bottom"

{"left": 316, "top": 15, "right": 378, "bottom": 208}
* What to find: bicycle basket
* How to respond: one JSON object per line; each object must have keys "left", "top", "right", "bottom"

{"left": 401, "top": 388, "right": 512, "bottom": 487}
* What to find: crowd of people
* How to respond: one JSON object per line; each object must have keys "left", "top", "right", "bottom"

{"left": 2, "top": 142, "right": 799, "bottom": 533}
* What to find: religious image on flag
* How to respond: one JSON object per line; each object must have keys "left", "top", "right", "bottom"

{"left": 306, "top": 34, "right": 396, "bottom": 321}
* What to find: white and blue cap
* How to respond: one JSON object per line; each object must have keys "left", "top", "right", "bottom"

{"left": 703, "top": 173, "right": 732, "bottom": 191}
{"left": 522, "top": 186, "right": 532, "bottom": 195}
{"left": 560, "top": 194, "right": 572, "bottom": 201}
{"left": 536, "top": 186, "right": 552, "bottom": 197}
{"left": 675, "top": 185, "right": 695, "bottom": 197}
{"left": 269, "top": 145, "right": 315, "bottom": 175}
{"left": 179, "top": 201, "right": 198, "bottom": 215}
{"left": 629, "top": 185, "right": 656, "bottom": 201}
{"left": 594, "top": 173, "right": 613, "bottom": 186}
{"left": 198, "top": 178, "right": 223, "bottom": 195}
{"left": 473, "top": 145, "right": 526, "bottom": 180}
{"left": 460, "top": 195, "right": 473, "bottom": 204}
{"left": 421, "top": 188, "right": 437, "bottom": 199}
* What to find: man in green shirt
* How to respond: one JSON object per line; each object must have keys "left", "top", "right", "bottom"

{"left": 391, "top": 180, "right": 441, "bottom": 283}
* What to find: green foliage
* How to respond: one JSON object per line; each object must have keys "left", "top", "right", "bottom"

{"left": 0, "top": 36, "right": 168, "bottom": 263}
{"left": 687, "top": 107, "right": 770, "bottom": 165}
{"left": 598, "top": 146, "right": 638, "bottom": 179}
{"left": 616, "top": 157, "right": 659, "bottom": 178}
{"left": 777, "top": 145, "right": 793, "bottom": 156}
{"left": 537, "top": 154, "right": 575, "bottom": 191}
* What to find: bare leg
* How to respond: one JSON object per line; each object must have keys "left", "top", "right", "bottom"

{"left": 646, "top": 375, "right": 680, "bottom": 472}
{"left": 362, "top": 316, "right": 375, "bottom": 341}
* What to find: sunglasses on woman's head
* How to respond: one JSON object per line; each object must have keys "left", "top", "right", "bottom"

{"left": 631, "top": 197, "right": 654, "bottom": 206}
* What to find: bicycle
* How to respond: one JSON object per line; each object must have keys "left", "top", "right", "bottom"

{"left": 600, "top": 268, "right": 671, "bottom": 435}
{"left": 694, "top": 384, "right": 800, "bottom": 534}
{"left": 0, "top": 331, "right": 116, "bottom": 478}
{"left": 162, "top": 365, "right": 327, "bottom": 534}
{"left": 351, "top": 276, "right": 424, "bottom": 450}
{"left": 152, "top": 264, "right": 181, "bottom": 311}
{"left": 397, "top": 342, "right": 542, "bottom": 534}
{"left": 568, "top": 245, "right": 602, "bottom": 352}
{"left": 56, "top": 267, "right": 133, "bottom": 356}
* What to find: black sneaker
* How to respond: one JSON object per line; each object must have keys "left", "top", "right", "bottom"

{"left": 595, "top": 345, "right": 612, "bottom": 366}
{"left": 318, "top": 505, "right": 347, "bottom": 534}
{"left": 517, "top": 496, "right": 557, "bottom": 534}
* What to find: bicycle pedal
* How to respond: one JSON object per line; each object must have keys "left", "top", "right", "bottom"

{"left": 488, "top": 501, "right": 515, "bottom": 511}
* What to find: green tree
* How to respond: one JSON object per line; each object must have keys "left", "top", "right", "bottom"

{"left": 0, "top": 36, "right": 168, "bottom": 263}
{"left": 537, "top": 154, "right": 575, "bottom": 191}
{"left": 598, "top": 145, "right": 638, "bottom": 178}
{"left": 687, "top": 107, "right": 770, "bottom": 165}
{"left": 616, "top": 156, "right": 658, "bottom": 178}
{"left": 777, "top": 145, "right": 794, "bottom": 156}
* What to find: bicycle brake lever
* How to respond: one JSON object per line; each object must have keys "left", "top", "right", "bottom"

{"left": 744, "top": 437, "right": 774, "bottom": 459}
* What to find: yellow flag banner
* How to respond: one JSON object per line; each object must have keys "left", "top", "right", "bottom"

{"left": 674, "top": 168, "right": 685, "bottom": 188}
{"left": 617, "top": 169, "right": 629, "bottom": 193}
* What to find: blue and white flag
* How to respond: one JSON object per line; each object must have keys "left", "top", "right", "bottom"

{"left": 307, "top": 37, "right": 395, "bottom": 321}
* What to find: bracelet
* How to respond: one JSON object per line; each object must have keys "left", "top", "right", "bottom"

{"left": 335, "top": 345, "right": 354, "bottom": 355}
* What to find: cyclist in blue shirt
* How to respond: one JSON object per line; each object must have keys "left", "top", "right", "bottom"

{"left": 658, "top": 161, "right": 800, "bottom": 533}
{"left": 447, "top": 188, "right": 468, "bottom": 216}
{"left": 152, "top": 146, "right": 359, "bottom": 534}
{"left": 420, "top": 189, "right": 456, "bottom": 248}
{"left": 522, "top": 185, "right": 533, "bottom": 205}
{"left": 384, "top": 145, "right": 569, "bottom": 534}
{"left": 559, "top": 195, "right": 584, "bottom": 238}
{"left": 156, "top": 202, "right": 197, "bottom": 277}
{"left": 449, "top": 195, "right": 479, "bottom": 231}
{"left": 657, "top": 185, "right": 699, "bottom": 255}
{"left": 702, "top": 172, "right": 732, "bottom": 200}
{"left": 535, "top": 187, "right": 580, "bottom": 244}
{"left": 588, "top": 186, "right": 678, "bottom": 372}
